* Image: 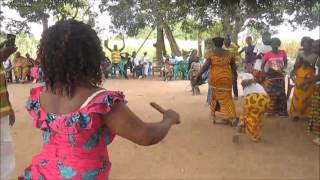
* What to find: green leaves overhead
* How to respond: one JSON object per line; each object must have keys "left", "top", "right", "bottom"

{"left": 100, "top": 0, "right": 190, "bottom": 36}
{"left": 3, "top": 0, "right": 88, "bottom": 32}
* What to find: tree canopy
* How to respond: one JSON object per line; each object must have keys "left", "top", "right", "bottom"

{"left": 101, "top": 0, "right": 319, "bottom": 59}
{"left": 182, "top": 0, "right": 320, "bottom": 42}
{"left": 3, "top": 0, "right": 88, "bottom": 31}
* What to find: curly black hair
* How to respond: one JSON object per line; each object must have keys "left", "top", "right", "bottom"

{"left": 271, "top": 37, "right": 281, "bottom": 46}
{"left": 38, "top": 20, "right": 104, "bottom": 97}
{"left": 212, "top": 37, "right": 224, "bottom": 48}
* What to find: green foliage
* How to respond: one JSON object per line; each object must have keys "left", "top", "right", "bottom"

{"left": 3, "top": 0, "right": 89, "bottom": 32}
{"left": 201, "top": 22, "right": 225, "bottom": 39}
{"left": 0, "top": 33, "right": 39, "bottom": 59}
{"left": 281, "top": 40, "right": 300, "bottom": 60}
{"left": 180, "top": 0, "right": 319, "bottom": 43}
{"left": 184, "top": 0, "right": 319, "bottom": 31}
{"left": 99, "top": 0, "right": 190, "bottom": 37}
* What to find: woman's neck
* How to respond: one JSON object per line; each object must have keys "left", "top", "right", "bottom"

{"left": 46, "top": 82, "right": 96, "bottom": 96}
{"left": 303, "top": 49, "right": 311, "bottom": 55}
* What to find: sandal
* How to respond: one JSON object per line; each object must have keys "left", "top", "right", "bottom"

{"left": 236, "top": 123, "right": 245, "bottom": 133}
{"left": 230, "top": 118, "right": 239, "bottom": 127}
{"left": 213, "top": 118, "right": 230, "bottom": 125}
{"left": 278, "top": 112, "right": 289, "bottom": 117}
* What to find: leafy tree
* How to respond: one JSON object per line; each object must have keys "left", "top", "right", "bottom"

{"left": 182, "top": 0, "right": 320, "bottom": 44}
{"left": 99, "top": 0, "right": 191, "bottom": 61}
{"left": 3, "top": 0, "right": 88, "bottom": 32}
{"left": 0, "top": 10, "right": 31, "bottom": 34}
{"left": 180, "top": 18, "right": 224, "bottom": 57}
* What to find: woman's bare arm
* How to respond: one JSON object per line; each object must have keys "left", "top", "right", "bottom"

{"left": 196, "top": 59, "right": 210, "bottom": 78}
{"left": 104, "top": 40, "right": 113, "bottom": 52}
{"left": 230, "top": 57, "right": 236, "bottom": 72}
{"left": 103, "top": 102, "right": 180, "bottom": 146}
{"left": 119, "top": 38, "right": 125, "bottom": 51}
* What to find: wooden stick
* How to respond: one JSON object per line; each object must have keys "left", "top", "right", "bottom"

{"left": 150, "top": 102, "right": 165, "bottom": 114}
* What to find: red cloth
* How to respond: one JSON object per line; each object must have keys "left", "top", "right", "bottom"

{"left": 20, "top": 86, "right": 125, "bottom": 179}
{"left": 262, "top": 50, "right": 287, "bottom": 71}
{"left": 30, "top": 65, "right": 39, "bottom": 79}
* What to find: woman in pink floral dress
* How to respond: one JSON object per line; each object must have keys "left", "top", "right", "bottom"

{"left": 19, "top": 20, "right": 180, "bottom": 180}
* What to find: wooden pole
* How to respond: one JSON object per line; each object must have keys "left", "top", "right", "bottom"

{"left": 136, "top": 27, "right": 156, "bottom": 54}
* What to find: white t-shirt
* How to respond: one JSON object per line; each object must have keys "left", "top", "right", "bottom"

{"left": 243, "top": 83, "right": 267, "bottom": 96}
{"left": 133, "top": 57, "right": 141, "bottom": 66}
{"left": 142, "top": 55, "right": 150, "bottom": 64}
{"left": 2, "top": 59, "right": 11, "bottom": 69}
{"left": 176, "top": 56, "right": 183, "bottom": 62}
{"left": 253, "top": 42, "right": 272, "bottom": 71}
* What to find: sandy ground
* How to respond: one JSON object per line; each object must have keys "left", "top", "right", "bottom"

{"left": 7, "top": 79, "right": 320, "bottom": 179}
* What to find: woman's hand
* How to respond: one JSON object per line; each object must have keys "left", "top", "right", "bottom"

{"left": 290, "top": 71, "right": 296, "bottom": 81}
{"left": 0, "top": 45, "right": 17, "bottom": 63}
{"left": 104, "top": 102, "right": 180, "bottom": 146}
{"left": 163, "top": 109, "right": 180, "bottom": 125}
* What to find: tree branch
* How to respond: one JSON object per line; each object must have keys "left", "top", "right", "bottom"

{"left": 72, "top": 6, "right": 79, "bottom": 19}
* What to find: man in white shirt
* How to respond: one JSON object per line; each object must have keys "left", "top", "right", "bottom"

{"left": 252, "top": 32, "right": 272, "bottom": 83}
{"left": 132, "top": 51, "right": 142, "bottom": 78}
{"left": 142, "top": 52, "right": 150, "bottom": 78}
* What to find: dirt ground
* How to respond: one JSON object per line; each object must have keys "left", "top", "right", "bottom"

{"left": 7, "top": 79, "right": 320, "bottom": 179}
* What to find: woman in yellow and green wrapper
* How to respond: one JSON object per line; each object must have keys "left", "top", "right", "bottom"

{"left": 290, "top": 37, "right": 318, "bottom": 122}
{"left": 302, "top": 39, "right": 320, "bottom": 145}
{"left": 235, "top": 73, "right": 270, "bottom": 142}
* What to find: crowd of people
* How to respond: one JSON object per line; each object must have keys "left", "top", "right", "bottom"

{"left": 0, "top": 20, "right": 181, "bottom": 179}
{"left": 3, "top": 51, "right": 43, "bottom": 84}
{"left": 103, "top": 37, "right": 155, "bottom": 80}
{"left": 194, "top": 32, "right": 320, "bottom": 144}
{"left": 0, "top": 19, "right": 319, "bottom": 179}
{"left": 101, "top": 38, "right": 193, "bottom": 81}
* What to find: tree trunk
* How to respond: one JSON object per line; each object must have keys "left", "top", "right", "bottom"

{"left": 41, "top": 16, "right": 49, "bottom": 32}
{"left": 204, "top": 38, "right": 214, "bottom": 58}
{"left": 156, "top": 23, "right": 166, "bottom": 62}
{"left": 221, "top": 16, "right": 232, "bottom": 37}
{"left": 197, "top": 31, "right": 203, "bottom": 58}
{"left": 232, "top": 16, "right": 244, "bottom": 45}
{"left": 221, "top": 17, "right": 244, "bottom": 45}
{"left": 163, "top": 22, "right": 181, "bottom": 56}
{"left": 221, "top": 5, "right": 245, "bottom": 45}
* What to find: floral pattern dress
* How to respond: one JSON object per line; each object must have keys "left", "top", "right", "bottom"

{"left": 19, "top": 86, "right": 125, "bottom": 180}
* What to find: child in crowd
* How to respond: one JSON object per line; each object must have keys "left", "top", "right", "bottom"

{"left": 31, "top": 61, "right": 40, "bottom": 83}
{"left": 119, "top": 54, "right": 128, "bottom": 79}
{"left": 189, "top": 56, "right": 202, "bottom": 95}
{"left": 234, "top": 73, "right": 270, "bottom": 142}
{"left": 19, "top": 20, "right": 180, "bottom": 179}
{"left": 164, "top": 57, "right": 173, "bottom": 81}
